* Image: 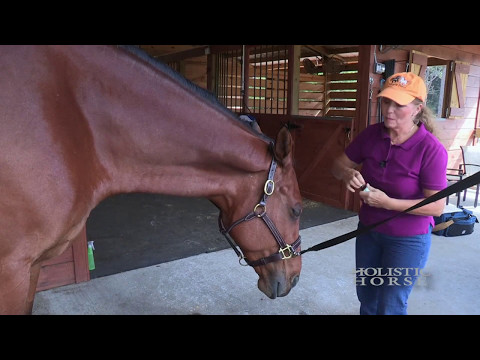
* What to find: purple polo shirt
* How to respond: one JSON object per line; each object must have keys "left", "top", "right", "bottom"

{"left": 345, "top": 122, "right": 448, "bottom": 236}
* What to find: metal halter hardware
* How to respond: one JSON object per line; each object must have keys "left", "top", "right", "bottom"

{"left": 218, "top": 152, "right": 302, "bottom": 267}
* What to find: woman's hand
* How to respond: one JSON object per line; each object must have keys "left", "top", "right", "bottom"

{"left": 359, "top": 183, "right": 391, "bottom": 209}
{"left": 359, "top": 184, "right": 445, "bottom": 216}
{"left": 342, "top": 168, "right": 366, "bottom": 193}
{"left": 331, "top": 153, "right": 365, "bottom": 193}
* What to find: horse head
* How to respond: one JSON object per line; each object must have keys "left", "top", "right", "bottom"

{"left": 218, "top": 126, "right": 303, "bottom": 299}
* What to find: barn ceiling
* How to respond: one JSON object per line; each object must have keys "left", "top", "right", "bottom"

{"left": 138, "top": 45, "right": 480, "bottom": 67}
{"left": 138, "top": 45, "right": 359, "bottom": 64}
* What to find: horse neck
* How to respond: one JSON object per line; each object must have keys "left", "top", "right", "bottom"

{"left": 105, "top": 112, "right": 272, "bottom": 198}
{"left": 70, "top": 46, "right": 272, "bottom": 201}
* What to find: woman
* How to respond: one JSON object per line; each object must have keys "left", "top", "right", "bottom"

{"left": 331, "top": 72, "right": 447, "bottom": 315}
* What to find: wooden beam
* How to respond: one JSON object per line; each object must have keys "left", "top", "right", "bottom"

{"left": 354, "top": 45, "right": 373, "bottom": 136}
{"left": 288, "top": 45, "right": 301, "bottom": 115}
{"left": 351, "top": 45, "right": 374, "bottom": 212}
{"left": 402, "top": 45, "right": 480, "bottom": 66}
{"left": 156, "top": 46, "right": 210, "bottom": 63}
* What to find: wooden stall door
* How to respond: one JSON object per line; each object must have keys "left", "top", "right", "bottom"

{"left": 256, "top": 114, "right": 354, "bottom": 210}
{"left": 292, "top": 117, "right": 353, "bottom": 209}
{"left": 36, "top": 226, "right": 90, "bottom": 292}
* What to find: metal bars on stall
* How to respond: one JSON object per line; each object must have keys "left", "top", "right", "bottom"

{"left": 214, "top": 47, "right": 243, "bottom": 113}
{"left": 214, "top": 45, "right": 289, "bottom": 115}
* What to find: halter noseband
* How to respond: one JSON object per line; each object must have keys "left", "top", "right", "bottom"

{"left": 218, "top": 149, "right": 301, "bottom": 267}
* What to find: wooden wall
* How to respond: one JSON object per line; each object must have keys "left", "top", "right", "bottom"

{"left": 437, "top": 64, "right": 480, "bottom": 168}
{"left": 367, "top": 48, "right": 410, "bottom": 125}
{"left": 181, "top": 56, "right": 208, "bottom": 90}
{"left": 298, "top": 62, "right": 358, "bottom": 118}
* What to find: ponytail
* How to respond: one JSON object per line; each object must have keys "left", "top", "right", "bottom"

{"left": 413, "top": 99, "right": 437, "bottom": 135}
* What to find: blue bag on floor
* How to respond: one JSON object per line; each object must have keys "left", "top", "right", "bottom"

{"left": 433, "top": 207, "right": 478, "bottom": 237}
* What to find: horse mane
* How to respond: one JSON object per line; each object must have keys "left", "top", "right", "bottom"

{"left": 117, "top": 45, "right": 273, "bottom": 143}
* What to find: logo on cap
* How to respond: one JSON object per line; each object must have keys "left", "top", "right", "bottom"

{"left": 390, "top": 76, "right": 408, "bottom": 87}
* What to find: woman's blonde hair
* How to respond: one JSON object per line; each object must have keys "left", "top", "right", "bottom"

{"left": 413, "top": 99, "right": 437, "bottom": 135}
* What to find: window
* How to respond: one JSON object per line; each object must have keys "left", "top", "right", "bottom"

{"left": 425, "top": 58, "right": 450, "bottom": 118}
{"left": 410, "top": 50, "right": 471, "bottom": 120}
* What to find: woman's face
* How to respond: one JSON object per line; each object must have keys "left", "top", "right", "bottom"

{"left": 381, "top": 98, "right": 422, "bottom": 131}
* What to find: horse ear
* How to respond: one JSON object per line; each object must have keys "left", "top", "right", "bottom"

{"left": 273, "top": 126, "right": 293, "bottom": 166}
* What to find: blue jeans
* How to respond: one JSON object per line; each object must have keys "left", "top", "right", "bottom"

{"left": 355, "top": 222, "right": 432, "bottom": 315}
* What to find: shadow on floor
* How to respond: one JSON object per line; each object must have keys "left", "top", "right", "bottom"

{"left": 86, "top": 193, "right": 356, "bottom": 279}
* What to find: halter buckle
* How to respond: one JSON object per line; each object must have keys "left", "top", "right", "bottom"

{"left": 279, "top": 244, "right": 295, "bottom": 259}
{"left": 264, "top": 179, "right": 275, "bottom": 195}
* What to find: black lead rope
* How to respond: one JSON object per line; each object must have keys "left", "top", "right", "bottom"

{"left": 300, "top": 171, "right": 480, "bottom": 255}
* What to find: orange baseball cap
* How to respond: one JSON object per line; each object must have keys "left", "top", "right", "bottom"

{"left": 377, "top": 72, "right": 427, "bottom": 105}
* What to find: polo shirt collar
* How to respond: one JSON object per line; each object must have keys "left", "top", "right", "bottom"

{"left": 382, "top": 123, "right": 427, "bottom": 150}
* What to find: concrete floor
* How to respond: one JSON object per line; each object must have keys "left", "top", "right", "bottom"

{"left": 32, "top": 189, "right": 480, "bottom": 315}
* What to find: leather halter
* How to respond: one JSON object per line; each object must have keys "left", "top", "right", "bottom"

{"left": 218, "top": 151, "right": 302, "bottom": 267}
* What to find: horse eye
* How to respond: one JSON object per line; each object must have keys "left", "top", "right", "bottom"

{"left": 291, "top": 203, "right": 302, "bottom": 218}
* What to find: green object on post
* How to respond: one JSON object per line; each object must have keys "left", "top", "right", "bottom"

{"left": 87, "top": 241, "right": 95, "bottom": 270}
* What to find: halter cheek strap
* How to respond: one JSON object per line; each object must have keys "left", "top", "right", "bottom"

{"left": 218, "top": 155, "right": 301, "bottom": 267}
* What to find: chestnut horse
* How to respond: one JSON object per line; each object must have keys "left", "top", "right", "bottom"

{"left": 0, "top": 45, "right": 303, "bottom": 314}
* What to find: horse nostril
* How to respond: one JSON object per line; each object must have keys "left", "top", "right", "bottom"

{"left": 291, "top": 275, "right": 299, "bottom": 287}
{"left": 292, "top": 203, "right": 302, "bottom": 218}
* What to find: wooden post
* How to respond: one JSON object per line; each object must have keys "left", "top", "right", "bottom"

{"left": 350, "top": 45, "right": 374, "bottom": 212}
{"left": 287, "top": 45, "right": 300, "bottom": 115}
{"left": 355, "top": 45, "right": 374, "bottom": 137}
